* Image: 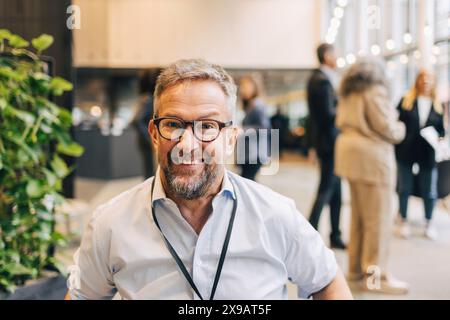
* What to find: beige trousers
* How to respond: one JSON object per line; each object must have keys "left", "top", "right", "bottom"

{"left": 348, "top": 180, "right": 395, "bottom": 277}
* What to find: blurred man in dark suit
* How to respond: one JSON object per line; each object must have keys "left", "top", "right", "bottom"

{"left": 307, "top": 44, "right": 345, "bottom": 249}
{"left": 133, "top": 68, "right": 162, "bottom": 179}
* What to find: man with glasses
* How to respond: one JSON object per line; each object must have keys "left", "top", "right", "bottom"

{"left": 68, "top": 59, "right": 352, "bottom": 300}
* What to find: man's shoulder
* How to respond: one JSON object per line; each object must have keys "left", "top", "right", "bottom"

{"left": 90, "top": 178, "right": 153, "bottom": 225}
{"left": 308, "top": 70, "right": 331, "bottom": 92}
{"left": 309, "top": 68, "right": 327, "bottom": 81}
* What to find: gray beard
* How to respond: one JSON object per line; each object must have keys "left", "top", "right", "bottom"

{"left": 162, "top": 162, "right": 219, "bottom": 200}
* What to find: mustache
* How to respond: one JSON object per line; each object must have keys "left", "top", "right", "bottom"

{"left": 167, "top": 145, "right": 215, "bottom": 165}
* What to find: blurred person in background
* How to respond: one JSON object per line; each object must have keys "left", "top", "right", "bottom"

{"left": 307, "top": 43, "right": 346, "bottom": 249}
{"left": 238, "top": 75, "right": 271, "bottom": 181}
{"left": 133, "top": 68, "right": 162, "bottom": 179}
{"left": 270, "top": 105, "right": 290, "bottom": 158}
{"left": 335, "top": 58, "right": 408, "bottom": 294}
{"left": 395, "top": 70, "right": 445, "bottom": 240}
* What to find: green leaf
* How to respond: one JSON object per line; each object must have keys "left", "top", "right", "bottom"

{"left": 42, "top": 168, "right": 58, "bottom": 187}
{"left": 3, "top": 263, "right": 34, "bottom": 276}
{"left": 58, "top": 108, "right": 73, "bottom": 126}
{"left": 26, "top": 180, "right": 45, "bottom": 198}
{"left": 16, "top": 149, "right": 30, "bottom": 165}
{"left": 49, "top": 77, "right": 73, "bottom": 96}
{"left": 8, "top": 34, "right": 29, "bottom": 48}
{"left": 57, "top": 142, "right": 84, "bottom": 157}
{"left": 7, "top": 136, "right": 39, "bottom": 164}
{"left": 31, "top": 34, "right": 54, "bottom": 52}
{"left": 0, "top": 98, "right": 7, "bottom": 111}
{"left": 7, "top": 106, "right": 36, "bottom": 125}
{"left": 0, "top": 154, "right": 3, "bottom": 170}
{"left": 31, "top": 72, "right": 51, "bottom": 82}
{"left": 39, "top": 108, "right": 60, "bottom": 125}
{"left": 0, "top": 66, "right": 23, "bottom": 81}
{"left": 51, "top": 155, "right": 69, "bottom": 178}
{"left": 0, "top": 29, "right": 12, "bottom": 41}
{"left": 40, "top": 123, "right": 53, "bottom": 134}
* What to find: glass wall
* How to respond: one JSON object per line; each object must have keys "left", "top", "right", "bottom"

{"left": 324, "top": 0, "right": 449, "bottom": 106}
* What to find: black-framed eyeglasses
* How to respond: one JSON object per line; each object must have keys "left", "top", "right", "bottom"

{"left": 153, "top": 116, "right": 233, "bottom": 142}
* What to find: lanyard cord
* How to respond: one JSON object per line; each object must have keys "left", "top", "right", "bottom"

{"left": 150, "top": 177, "right": 237, "bottom": 300}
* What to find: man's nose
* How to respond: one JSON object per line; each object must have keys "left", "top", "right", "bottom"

{"left": 177, "top": 126, "right": 201, "bottom": 152}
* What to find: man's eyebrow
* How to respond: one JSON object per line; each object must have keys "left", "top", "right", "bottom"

{"left": 161, "top": 111, "right": 222, "bottom": 119}
{"left": 197, "top": 111, "right": 222, "bottom": 119}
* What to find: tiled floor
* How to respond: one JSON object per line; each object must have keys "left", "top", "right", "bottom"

{"left": 58, "top": 151, "right": 450, "bottom": 300}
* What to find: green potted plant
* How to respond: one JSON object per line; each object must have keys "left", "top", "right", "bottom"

{"left": 0, "top": 29, "right": 83, "bottom": 295}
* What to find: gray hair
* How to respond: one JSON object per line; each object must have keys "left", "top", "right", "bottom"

{"left": 154, "top": 59, "right": 237, "bottom": 120}
{"left": 339, "top": 58, "right": 389, "bottom": 98}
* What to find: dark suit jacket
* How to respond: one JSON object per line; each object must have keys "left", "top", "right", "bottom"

{"left": 306, "top": 69, "right": 338, "bottom": 158}
{"left": 133, "top": 94, "right": 154, "bottom": 145}
{"left": 395, "top": 98, "right": 445, "bottom": 168}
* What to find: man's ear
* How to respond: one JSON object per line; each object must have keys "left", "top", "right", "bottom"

{"left": 148, "top": 119, "right": 159, "bottom": 150}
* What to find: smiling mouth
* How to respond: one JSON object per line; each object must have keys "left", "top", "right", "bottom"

{"left": 179, "top": 159, "right": 204, "bottom": 165}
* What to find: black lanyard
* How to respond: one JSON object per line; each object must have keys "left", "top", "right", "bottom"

{"left": 150, "top": 177, "right": 237, "bottom": 300}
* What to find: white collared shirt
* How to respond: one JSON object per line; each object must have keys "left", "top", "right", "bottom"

{"left": 417, "top": 96, "right": 432, "bottom": 128}
{"left": 320, "top": 65, "right": 339, "bottom": 89}
{"left": 69, "top": 169, "right": 337, "bottom": 300}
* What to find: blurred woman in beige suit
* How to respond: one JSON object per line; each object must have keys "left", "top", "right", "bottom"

{"left": 335, "top": 59, "right": 408, "bottom": 295}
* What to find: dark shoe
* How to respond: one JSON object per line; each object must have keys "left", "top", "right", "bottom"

{"left": 330, "top": 237, "right": 347, "bottom": 250}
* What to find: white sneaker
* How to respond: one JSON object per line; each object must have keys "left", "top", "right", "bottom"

{"left": 362, "top": 274, "right": 410, "bottom": 295}
{"left": 424, "top": 224, "right": 438, "bottom": 241}
{"left": 395, "top": 221, "right": 411, "bottom": 239}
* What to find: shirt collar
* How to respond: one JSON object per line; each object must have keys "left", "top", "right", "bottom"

{"left": 220, "top": 170, "right": 236, "bottom": 200}
{"left": 320, "top": 65, "right": 338, "bottom": 88}
{"left": 151, "top": 167, "right": 236, "bottom": 205}
{"left": 151, "top": 167, "right": 167, "bottom": 204}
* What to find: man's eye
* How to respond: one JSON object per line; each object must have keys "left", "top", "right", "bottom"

{"left": 201, "top": 122, "right": 216, "bottom": 130}
{"left": 166, "top": 121, "right": 183, "bottom": 128}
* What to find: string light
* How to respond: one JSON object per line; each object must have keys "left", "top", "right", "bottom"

{"left": 337, "top": 57, "right": 346, "bottom": 68}
{"left": 331, "top": 17, "right": 341, "bottom": 29}
{"left": 324, "top": 2, "right": 346, "bottom": 45}
{"left": 334, "top": 7, "right": 344, "bottom": 19}
{"left": 326, "top": 35, "right": 335, "bottom": 44}
{"left": 386, "top": 39, "right": 396, "bottom": 51}
{"left": 346, "top": 53, "right": 356, "bottom": 64}
{"left": 400, "top": 54, "right": 409, "bottom": 64}
{"left": 90, "top": 106, "right": 102, "bottom": 117}
{"left": 371, "top": 44, "right": 381, "bottom": 56}
{"left": 403, "top": 33, "right": 412, "bottom": 44}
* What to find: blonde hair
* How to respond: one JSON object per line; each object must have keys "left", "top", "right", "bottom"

{"left": 402, "top": 70, "right": 443, "bottom": 114}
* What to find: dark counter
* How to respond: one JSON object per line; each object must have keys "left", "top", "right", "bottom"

{"left": 74, "top": 127, "right": 144, "bottom": 180}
